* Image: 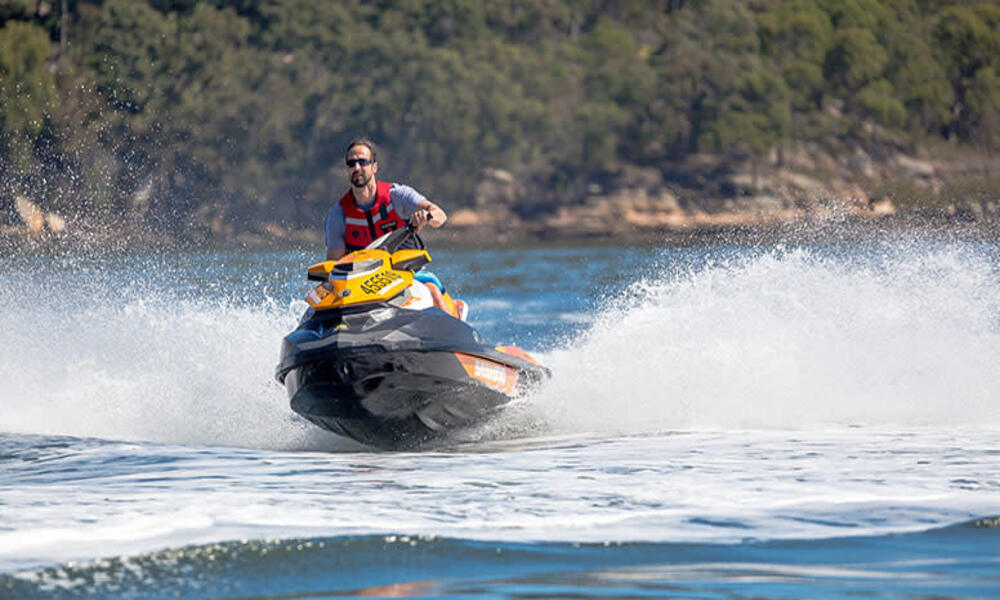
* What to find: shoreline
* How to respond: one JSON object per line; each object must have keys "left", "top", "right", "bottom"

{"left": 5, "top": 138, "right": 999, "bottom": 254}
{"left": 3, "top": 213, "right": 999, "bottom": 256}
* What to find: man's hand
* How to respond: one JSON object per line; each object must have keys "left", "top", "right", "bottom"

{"left": 409, "top": 209, "right": 432, "bottom": 231}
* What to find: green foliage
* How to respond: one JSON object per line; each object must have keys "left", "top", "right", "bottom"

{"left": 934, "top": 4, "right": 1000, "bottom": 79}
{"left": 88, "top": 0, "right": 175, "bottom": 114}
{"left": 882, "top": 17, "right": 953, "bottom": 133}
{"left": 965, "top": 66, "right": 1000, "bottom": 151}
{"left": 934, "top": 4, "right": 1000, "bottom": 140}
{"left": 1, "top": 0, "right": 998, "bottom": 235}
{"left": 824, "top": 27, "right": 888, "bottom": 91}
{"left": 0, "top": 20, "right": 56, "bottom": 171}
{"left": 0, "top": 0, "right": 36, "bottom": 22}
{"left": 855, "top": 79, "right": 906, "bottom": 127}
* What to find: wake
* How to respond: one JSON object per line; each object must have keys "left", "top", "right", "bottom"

{"left": 532, "top": 243, "right": 1000, "bottom": 434}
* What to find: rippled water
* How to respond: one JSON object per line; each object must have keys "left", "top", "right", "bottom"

{"left": 1, "top": 237, "right": 998, "bottom": 598}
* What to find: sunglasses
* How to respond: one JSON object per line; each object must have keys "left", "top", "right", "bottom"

{"left": 346, "top": 158, "right": 374, "bottom": 168}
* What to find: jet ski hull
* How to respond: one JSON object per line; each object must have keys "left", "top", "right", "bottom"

{"left": 283, "top": 348, "right": 537, "bottom": 449}
{"left": 276, "top": 306, "right": 548, "bottom": 449}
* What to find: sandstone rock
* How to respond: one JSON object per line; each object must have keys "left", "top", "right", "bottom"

{"left": 474, "top": 168, "right": 522, "bottom": 208}
{"left": 728, "top": 172, "right": 759, "bottom": 193}
{"left": 263, "top": 222, "right": 285, "bottom": 237}
{"left": 895, "top": 155, "right": 935, "bottom": 178}
{"left": 14, "top": 196, "right": 45, "bottom": 233}
{"left": 652, "top": 191, "right": 681, "bottom": 213}
{"left": 621, "top": 189, "right": 683, "bottom": 216}
{"left": 483, "top": 167, "right": 514, "bottom": 185}
{"left": 447, "top": 209, "right": 483, "bottom": 227}
{"left": 610, "top": 164, "right": 665, "bottom": 190}
{"left": 192, "top": 203, "right": 234, "bottom": 237}
{"left": 622, "top": 205, "right": 688, "bottom": 228}
{"left": 45, "top": 212, "right": 66, "bottom": 233}
{"left": 781, "top": 141, "right": 819, "bottom": 171}
{"left": 779, "top": 171, "right": 825, "bottom": 196}
{"left": 129, "top": 180, "right": 153, "bottom": 219}
{"left": 848, "top": 147, "right": 877, "bottom": 179}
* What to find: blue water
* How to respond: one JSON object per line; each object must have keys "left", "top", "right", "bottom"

{"left": 1, "top": 237, "right": 999, "bottom": 598}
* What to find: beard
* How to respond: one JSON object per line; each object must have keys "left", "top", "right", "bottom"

{"left": 351, "top": 171, "right": 372, "bottom": 188}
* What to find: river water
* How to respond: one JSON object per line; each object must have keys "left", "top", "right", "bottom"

{"left": 1, "top": 236, "right": 998, "bottom": 599}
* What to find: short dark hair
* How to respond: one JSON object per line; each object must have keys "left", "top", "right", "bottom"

{"left": 346, "top": 138, "right": 378, "bottom": 162}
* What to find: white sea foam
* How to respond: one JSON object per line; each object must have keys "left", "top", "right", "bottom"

{"left": 532, "top": 244, "right": 1000, "bottom": 434}
{"left": 1, "top": 243, "right": 997, "bottom": 450}
{"left": 0, "top": 261, "right": 351, "bottom": 451}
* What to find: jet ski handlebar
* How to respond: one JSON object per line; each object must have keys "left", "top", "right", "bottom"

{"left": 364, "top": 215, "right": 427, "bottom": 253}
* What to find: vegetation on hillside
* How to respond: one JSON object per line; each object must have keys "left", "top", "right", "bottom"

{"left": 1, "top": 0, "right": 998, "bottom": 238}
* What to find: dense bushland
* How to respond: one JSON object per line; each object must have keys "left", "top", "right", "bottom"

{"left": 1, "top": 0, "right": 998, "bottom": 236}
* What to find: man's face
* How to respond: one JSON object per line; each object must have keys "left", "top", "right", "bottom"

{"left": 346, "top": 145, "right": 376, "bottom": 188}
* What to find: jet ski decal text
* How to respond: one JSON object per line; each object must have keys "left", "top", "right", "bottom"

{"left": 456, "top": 354, "right": 518, "bottom": 394}
{"left": 360, "top": 270, "right": 404, "bottom": 295}
{"left": 475, "top": 361, "right": 508, "bottom": 386}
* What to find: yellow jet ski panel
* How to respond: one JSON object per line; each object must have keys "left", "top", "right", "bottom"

{"left": 306, "top": 250, "right": 415, "bottom": 311}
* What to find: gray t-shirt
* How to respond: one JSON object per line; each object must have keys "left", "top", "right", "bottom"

{"left": 325, "top": 183, "right": 426, "bottom": 249}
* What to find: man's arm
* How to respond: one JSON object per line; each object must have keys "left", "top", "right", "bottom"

{"left": 324, "top": 203, "right": 346, "bottom": 261}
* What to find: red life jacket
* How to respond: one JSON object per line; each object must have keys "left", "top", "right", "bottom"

{"left": 339, "top": 180, "right": 408, "bottom": 251}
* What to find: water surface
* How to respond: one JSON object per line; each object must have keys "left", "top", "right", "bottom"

{"left": 1, "top": 238, "right": 998, "bottom": 598}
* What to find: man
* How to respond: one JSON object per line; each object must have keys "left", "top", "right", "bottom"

{"left": 325, "top": 138, "right": 447, "bottom": 261}
{"left": 325, "top": 138, "right": 460, "bottom": 316}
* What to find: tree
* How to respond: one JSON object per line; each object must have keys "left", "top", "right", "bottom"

{"left": 934, "top": 4, "right": 1000, "bottom": 142}
{"left": 0, "top": 20, "right": 56, "bottom": 172}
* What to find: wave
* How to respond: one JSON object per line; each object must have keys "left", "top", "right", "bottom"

{"left": 4, "top": 517, "right": 997, "bottom": 599}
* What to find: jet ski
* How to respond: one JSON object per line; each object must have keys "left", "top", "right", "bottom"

{"left": 275, "top": 227, "right": 550, "bottom": 449}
